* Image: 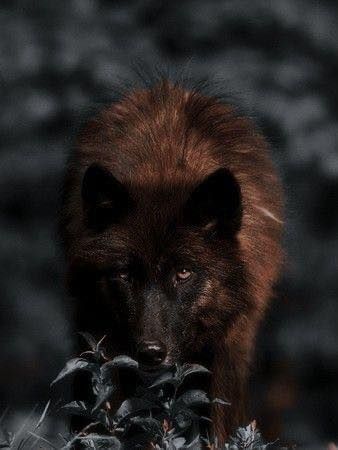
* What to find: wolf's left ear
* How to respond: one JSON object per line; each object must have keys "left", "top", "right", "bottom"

{"left": 81, "top": 164, "right": 132, "bottom": 231}
{"left": 182, "top": 168, "right": 242, "bottom": 235}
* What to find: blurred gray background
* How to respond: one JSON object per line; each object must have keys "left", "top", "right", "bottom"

{"left": 0, "top": 0, "right": 337, "bottom": 446}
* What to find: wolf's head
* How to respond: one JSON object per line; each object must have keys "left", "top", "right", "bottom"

{"left": 69, "top": 162, "right": 246, "bottom": 369}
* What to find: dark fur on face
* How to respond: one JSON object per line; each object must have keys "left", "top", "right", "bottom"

{"left": 60, "top": 79, "right": 283, "bottom": 440}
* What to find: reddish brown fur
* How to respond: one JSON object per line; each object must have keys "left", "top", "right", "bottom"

{"left": 60, "top": 80, "right": 283, "bottom": 441}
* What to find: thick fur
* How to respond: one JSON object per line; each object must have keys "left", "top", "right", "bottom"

{"left": 60, "top": 79, "right": 283, "bottom": 441}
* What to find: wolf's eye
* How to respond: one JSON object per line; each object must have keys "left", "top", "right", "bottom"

{"left": 108, "top": 269, "right": 130, "bottom": 283}
{"left": 117, "top": 270, "right": 129, "bottom": 281}
{"left": 175, "top": 268, "right": 192, "bottom": 283}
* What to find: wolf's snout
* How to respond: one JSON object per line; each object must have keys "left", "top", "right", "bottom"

{"left": 137, "top": 340, "right": 167, "bottom": 367}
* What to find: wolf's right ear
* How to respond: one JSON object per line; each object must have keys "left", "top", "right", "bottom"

{"left": 81, "top": 164, "right": 132, "bottom": 231}
{"left": 181, "top": 168, "right": 242, "bottom": 236}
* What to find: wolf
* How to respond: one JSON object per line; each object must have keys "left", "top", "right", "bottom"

{"left": 60, "top": 79, "right": 283, "bottom": 441}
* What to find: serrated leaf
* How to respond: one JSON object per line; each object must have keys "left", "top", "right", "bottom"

{"left": 176, "top": 390, "right": 210, "bottom": 408}
{"left": 61, "top": 401, "right": 89, "bottom": 417}
{"left": 174, "top": 410, "right": 193, "bottom": 430}
{"left": 112, "top": 355, "right": 139, "bottom": 369}
{"left": 77, "top": 434, "right": 121, "bottom": 449}
{"left": 229, "top": 421, "right": 265, "bottom": 449}
{"left": 180, "top": 364, "right": 210, "bottom": 379}
{"left": 100, "top": 356, "right": 138, "bottom": 382}
{"left": 51, "top": 358, "right": 97, "bottom": 386}
{"left": 149, "top": 370, "right": 177, "bottom": 389}
{"left": 129, "top": 416, "right": 162, "bottom": 435}
{"left": 114, "top": 398, "right": 160, "bottom": 424}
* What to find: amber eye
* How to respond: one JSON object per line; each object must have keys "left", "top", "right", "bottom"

{"left": 118, "top": 270, "right": 129, "bottom": 281}
{"left": 175, "top": 268, "right": 192, "bottom": 283}
{"left": 108, "top": 269, "right": 129, "bottom": 282}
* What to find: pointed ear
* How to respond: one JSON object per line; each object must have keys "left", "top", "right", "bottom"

{"left": 82, "top": 164, "right": 132, "bottom": 231}
{"left": 182, "top": 168, "right": 242, "bottom": 235}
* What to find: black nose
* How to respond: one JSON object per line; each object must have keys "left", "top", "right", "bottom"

{"left": 137, "top": 340, "right": 167, "bottom": 367}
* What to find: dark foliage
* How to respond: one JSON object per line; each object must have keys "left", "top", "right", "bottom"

{"left": 0, "top": 334, "right": 280, "bottom": 449}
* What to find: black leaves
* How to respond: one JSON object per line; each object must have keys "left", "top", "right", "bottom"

{"left": 49, "top": 333, "right": 223, "bottom": 448}
{"left": 151, "top": 363, "right": 210, "bottom": 388}
{"left": 100, "top": 356, "right": 139, "bottom": 383}
{"left": 51, "top": 358, "right": 97, "bottom": 386}
{"left": 228, "top": 421, "right": 271, "bottom": 450}
{"left": 1, "top": 333, "right": 278, "bottom": 449}
{"left": 61, "top": 401, "right": 89, "bottom": 417}
{"left": 72, "top": 434, "right": 121, "bottom": 449}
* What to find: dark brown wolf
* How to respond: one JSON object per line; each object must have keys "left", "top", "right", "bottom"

{"left": 60, "top": 79, "right": 283, "bottom": 441}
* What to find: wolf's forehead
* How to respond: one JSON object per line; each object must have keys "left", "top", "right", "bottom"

{"left": 121, "top": 195, "right": 187, "bottom": 261}
{"left": 123, "top": 160, "right": 200, "bottom": 190}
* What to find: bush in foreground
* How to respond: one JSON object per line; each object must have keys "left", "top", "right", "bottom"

{"left": 0, "top": 333, "right": 279, "bottom": 449}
